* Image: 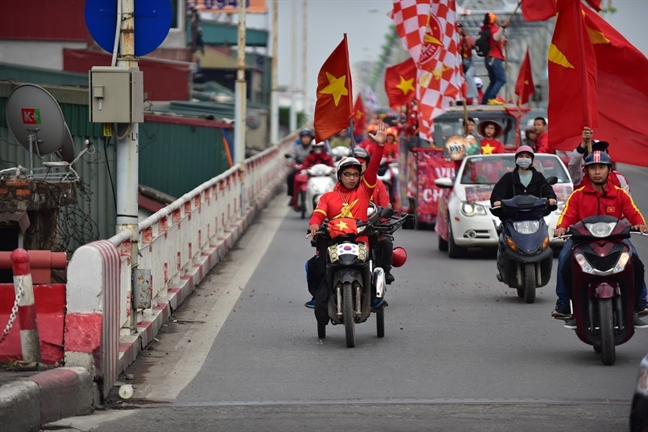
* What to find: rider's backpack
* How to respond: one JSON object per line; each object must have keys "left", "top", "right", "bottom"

{"left": 474, "top": 27, "right": 492, "bottom": 57}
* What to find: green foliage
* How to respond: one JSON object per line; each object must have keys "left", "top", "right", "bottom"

{"left": 279, "top": 106, "right": 307, "bottom": 128}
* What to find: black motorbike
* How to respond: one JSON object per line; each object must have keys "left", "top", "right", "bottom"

{"left": 491, "top": 194, "right": 557, "bottom": 303}
{"left": 311, "top": 203, "right": 410, "bottom": 348}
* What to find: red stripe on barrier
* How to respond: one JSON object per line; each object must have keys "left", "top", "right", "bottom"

{"left": 64, "top": 313, "right": 102, "bottom": 353}
{"left": 18, "top": 304, "right": 38, "bottom": 330}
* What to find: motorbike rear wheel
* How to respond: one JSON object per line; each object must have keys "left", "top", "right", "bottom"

{"left": 343, "top": 282, "right": 356, "bottom": 348}
{"left": 599, "top": 298, "right": 616, "bottom": 366}
{"left": 523, "top": 263, "right": 536, "bottom": 304}
{"left": 376, "top": 308, "right": 385, "bottom": 338}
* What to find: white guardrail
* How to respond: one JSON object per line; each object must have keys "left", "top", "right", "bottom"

{"left": 64, "top": 136, "right": 294, "bottom": 397}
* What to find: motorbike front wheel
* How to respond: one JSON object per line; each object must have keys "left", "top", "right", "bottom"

{"left": 523, "top": 263, "right": 536, "bottom": 304}
{"left": 599, "top": 298, "right": 616, "bottom": 366}
{"left": 343, "top": 282, "right": 356, "bottom": 348}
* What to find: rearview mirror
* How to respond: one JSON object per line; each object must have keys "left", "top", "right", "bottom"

{"left": 434, "top": 178, "right": 453, "bottom": 189}
{"left": 546, "top": 176, "right": 558, "bottom": 185}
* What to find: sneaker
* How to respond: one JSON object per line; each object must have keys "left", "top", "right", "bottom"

{"left": 372, "top": 298, "right": 385, "bottom": 309}
{"left": 563, "top": 318, "right": 577, "bottom": 330}
{"left": 636, "top": 299, "right": 648, "bottom": 317}
{"left": 634, "top": 314, "right": 648, "bottom": 329}
{"left": 551, "top": 302, "right": 571, "bottom": 320}
{"left": 304, "top": 298, "right": 315, "bottom": 309}
{"left": 487, "top": 99, "right": 505, "bottom": 106}
{"left": 385, "top": 273, "right": 395, "bottom": 285}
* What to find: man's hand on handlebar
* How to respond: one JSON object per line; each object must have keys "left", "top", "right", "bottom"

{"left": 554, "top": 227, "right": 567, "bottom": 238}
{"left": 548, "top": 198, "right": 557, "bottom": 206}
{"left": 309, "top": 224, "right": 319, "bottom": 237}
{"left": 634, "top": 224, "right": 648, "bottom": 234}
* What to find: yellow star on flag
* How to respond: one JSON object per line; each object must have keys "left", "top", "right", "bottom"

{"left": 356, "top": 110, "right": 364, "bottom": 120}
{"left": 319, "top": 72, "right": 348, "bottom": 106}
{"left": 336, "top": 220, "right": 349, "bottom": 231}
{"left": 396, "top": 75, "right": 415, "bottom": 95}
{"left": 481, "top": 143, "right": 495, "bottom": 155}
{"left": 548, "top": 44, "right": 574, "bottom": 69}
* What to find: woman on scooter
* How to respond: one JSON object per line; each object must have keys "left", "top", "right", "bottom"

{"left": 301, "top": 141, "right": 334, "bottom": 170}
{"left": 304, "top": 122, "right": 387, "bottom": 309}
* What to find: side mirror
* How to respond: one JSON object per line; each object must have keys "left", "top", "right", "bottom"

{"left": 546, "top": 176, "right": 558, "bottom": 185}
{"left": 434, "top": 178, "right": 454, "bottom": 189}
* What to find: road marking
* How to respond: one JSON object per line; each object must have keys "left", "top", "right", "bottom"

{"left": 146, "top": 197, "right": 289, "bottom": 401}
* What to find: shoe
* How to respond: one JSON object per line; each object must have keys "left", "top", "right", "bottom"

{"left": 636, "top": 299, "right": 648, "bottom": 317}
{"left": 372, "top": 298, "right": 385, "bottom": 309}
{"left": 304, "top": 298, "right": 315, "bottom": 309}
{"left": 563, "top": 318, "right": 577, "bottom": 330}
{"left": 385, "top": 273, "right": 395, "bottom": 285}
{"left": 551, "top": 302, "right": 571, "bottom": 320}
{"left": 487, "top": 99, "right": 505, "bottom": 106}
{"left": 634, "top": 314, "right": 648, "bottom": 329}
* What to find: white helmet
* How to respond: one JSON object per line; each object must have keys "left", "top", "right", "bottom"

{"left": 336, "top": 157, "right": 362, "bottom": 179}
{"left": 312, "top": 141, "right": 326, "bottom": 150}
{"left": 474, "top": 77, "right": 483, "bottom": 89}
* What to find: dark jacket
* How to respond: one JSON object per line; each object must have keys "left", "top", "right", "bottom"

{"left": 490, "top": 167, "right": 557, "bottom": 206}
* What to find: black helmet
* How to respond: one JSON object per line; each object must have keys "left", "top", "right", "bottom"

{"left": 299, "top": 128, "right": 315, "bottom": 138}
{"left": 584, "top": 151, "right": 613, "bottom": 167}
{"left": 350, "top": 147, "right": 370, "bottom": 163}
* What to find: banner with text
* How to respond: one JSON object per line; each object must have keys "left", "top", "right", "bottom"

{"left": 188, "top": 0, "right": 267, "bottom": 13}
{"left": 416, "top": 149, "right": 456, "bottom": 224}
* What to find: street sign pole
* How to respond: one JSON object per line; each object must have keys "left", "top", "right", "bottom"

{"left": 235, "top": 0, "right": 247, "bottom": 216}
{"left": 115, "top": 0, "right": 140, "bottom": 334}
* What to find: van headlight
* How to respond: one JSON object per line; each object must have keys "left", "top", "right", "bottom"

{"left": 513, "top": 221, "right": 540, "bottom": 234}
{"left": 461, "top": 202, "right": 487, "bottom": 217}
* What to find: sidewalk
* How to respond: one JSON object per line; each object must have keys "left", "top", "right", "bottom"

{"left": 0, "top": 366, "right": 96, "bottom": 432}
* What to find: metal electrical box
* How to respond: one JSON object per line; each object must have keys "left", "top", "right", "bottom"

{"left": 89, "top": 66, "right": 144, "bottom": 123}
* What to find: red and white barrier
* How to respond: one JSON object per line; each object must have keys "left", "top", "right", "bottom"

{"left": 64, "top": 135, "right": 295, "bottom": 396}
{"left": 10, "top": 249, "right": 41, "bottom": 363}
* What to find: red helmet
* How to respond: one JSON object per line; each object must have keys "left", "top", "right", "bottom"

{"left": 392, "top": 247, "right": 407, "bottom": 267}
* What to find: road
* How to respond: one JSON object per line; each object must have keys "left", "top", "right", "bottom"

{"left": 46, "top": 165, "right": 648, "bottom": 432}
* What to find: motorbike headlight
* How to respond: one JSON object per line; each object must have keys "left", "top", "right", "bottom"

{"left": 513, "top": 221, "right": 540, "bottom": 234}
{"left": 612, "top": 251, "right": 631, "bottom": 274}
{"left": 574, "top": 253, "right": 595, "bottom": 274}
{"left": 585, "top": 222, "right": 617, "bottom": 238}
{"left": 461, "top": 202, "right": 487, "bottom": 217}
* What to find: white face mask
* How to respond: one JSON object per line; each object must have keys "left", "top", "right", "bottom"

{"left": 314, "top": 149, "right": 323, "bottom": 154}
{"left": 516, "top": 157, "right": 533, "bottom": 170}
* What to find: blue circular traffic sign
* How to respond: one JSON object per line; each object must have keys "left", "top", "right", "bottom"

{"left": 85, "top": 0, "right": 172, "bottom": 57}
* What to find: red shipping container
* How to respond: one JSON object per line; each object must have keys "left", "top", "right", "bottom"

{"left": 63, "top": 49, "right": 191, "bottom": 101}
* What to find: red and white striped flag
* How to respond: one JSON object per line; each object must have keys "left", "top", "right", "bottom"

{"left": 391, "top": 0, "right": 463, "bottom": 141}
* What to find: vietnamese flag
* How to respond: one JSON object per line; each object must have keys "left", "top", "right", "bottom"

{"left": 328, "top": 218, "right": 357, "bottom": 239}
{"left": 314, "top": 34, "right": 353, "bottom": 143}
{"left": 550, "top": 7, "right": 648, "bottom": 166}
{"left": 384, "top": 57, "right": 416, "bottom": 110}
{"left": 547, "top": 0, "right": 598, "bottom": 147}
{"left": 514, "top": 47, "right": 534, "bottom": 105}
{"left": 521, "top": 0, "right": 601, "bottom": 21}
{"left": 352, "top": 94, "right": 366, "bottom": 137}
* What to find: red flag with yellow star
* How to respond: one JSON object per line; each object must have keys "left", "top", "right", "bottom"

{"left": 328, "top": 218, "right": 358, "bottom": 239}
{"left": 547, "top": 0, "right": 598, "bottom": 146}
{"left": 521, "top": 0, "right": 601, "bottom": 21}
{"left": 514, "top": 47, "right": 534, "bottom": 105}
{"left": 384, "top": 57, "right": 417, "bottom": 110}
{"left": 314, "top": 34, "right": 353, "bottom": 142}
{"left": 352, "top": 94, "right": 367, "bottom": 137}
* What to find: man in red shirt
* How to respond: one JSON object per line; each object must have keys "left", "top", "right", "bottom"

{"left": 533, "top": 117, "right": 550, "bottom": 153}
{"left": 480, "top": 13, "right": 510, "bottom": 104}
{"left": 552, "top": 151, "right": 648, "bottom": 327}
{"left": 304, "top": 123, "right": 387, "bottom": 308}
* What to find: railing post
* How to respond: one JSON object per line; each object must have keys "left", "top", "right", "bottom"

{"left": 10, "top": 248, "right": 41, "bottom": 363}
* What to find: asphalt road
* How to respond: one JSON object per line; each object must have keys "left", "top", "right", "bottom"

{"left": 46, "top": 164, "right": 648, "bottom": 432}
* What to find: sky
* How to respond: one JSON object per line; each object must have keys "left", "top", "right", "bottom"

{"left": 239, "top": 0, "right": 648, "bottom": 105}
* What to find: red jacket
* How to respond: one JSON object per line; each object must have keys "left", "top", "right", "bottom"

{"left": 302, "top": 151, "right": 334, "bottom": 170}
{"left": 534, "top": 132, "right": 549, "bottom": 153}
{"left": 480, "top": 138, "right": 504, "bottom": 154}
{"left": 371, "top": 179, "right": 390, "bottom": 207}
{"left": 310, "top": 144, "right": 385, "bottom": 226}
{"left": 557, "top": 181, "right": 646, "bottom": 229}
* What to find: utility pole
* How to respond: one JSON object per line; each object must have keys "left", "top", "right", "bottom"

{"left": 235, "top": 0, "right": 247, "bottom": 215}
{"left": 115, "top": 0, "right": 139, "bottom": 334}
{"left": 271, "top": 0, "right": 279, "bottom": 144}
{"left": 290, "top": 1, "right": 298, "bottom": 132}
{"left": 302, "top": 0, "right": 308, "bottom": 125}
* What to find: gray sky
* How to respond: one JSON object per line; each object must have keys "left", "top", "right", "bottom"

{"left": 244, "top": 0, "right": 647, "bottom": 101}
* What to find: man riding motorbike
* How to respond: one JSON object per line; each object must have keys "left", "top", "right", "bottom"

{"left": 552, "top": 151, "right": 648, "bottom": 328}
{"left": 286, "top": 128, "right": 315, "bottom": 203}
{"left": 350, "top": 147, "right": 395, "bottom": 285}
{"left": 490, "top": 146, "right": 557, "bottom": 279}
{"left": 304, "top": 122, "right": 387, "bottom": 309}
{"left": 301, "top": 141, "right": 334, "bottom": 170}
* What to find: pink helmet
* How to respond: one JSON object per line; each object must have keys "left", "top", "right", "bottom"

{"left": 515, "top": 145, "right": 535, "bottom": 157}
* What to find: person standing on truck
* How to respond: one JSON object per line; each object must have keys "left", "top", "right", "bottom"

{"left": 476, "top": 13, "right": 510, "bottom": 105}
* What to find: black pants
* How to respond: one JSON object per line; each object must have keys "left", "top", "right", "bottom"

{"left": 561, "top": 252, "right": 645, "bottom": 310}
{"left": 375, "top": 236, "right": 393, "bottom": 275}
{"left": 287, "top": 168, "right": 299, "bottom": 196}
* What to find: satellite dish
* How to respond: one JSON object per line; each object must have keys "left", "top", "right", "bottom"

{"left": 5, "top": 84, "right": 66, "bottom": 157}
{"left": 56, "top": 124, "right": 75, "bottom": 163}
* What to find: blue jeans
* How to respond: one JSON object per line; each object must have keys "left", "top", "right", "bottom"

{"left": 481, "top": 57, "right": 507, "bottom": 104}
{"left": 556, "top": 238, "right": 647, "bottom": 305}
